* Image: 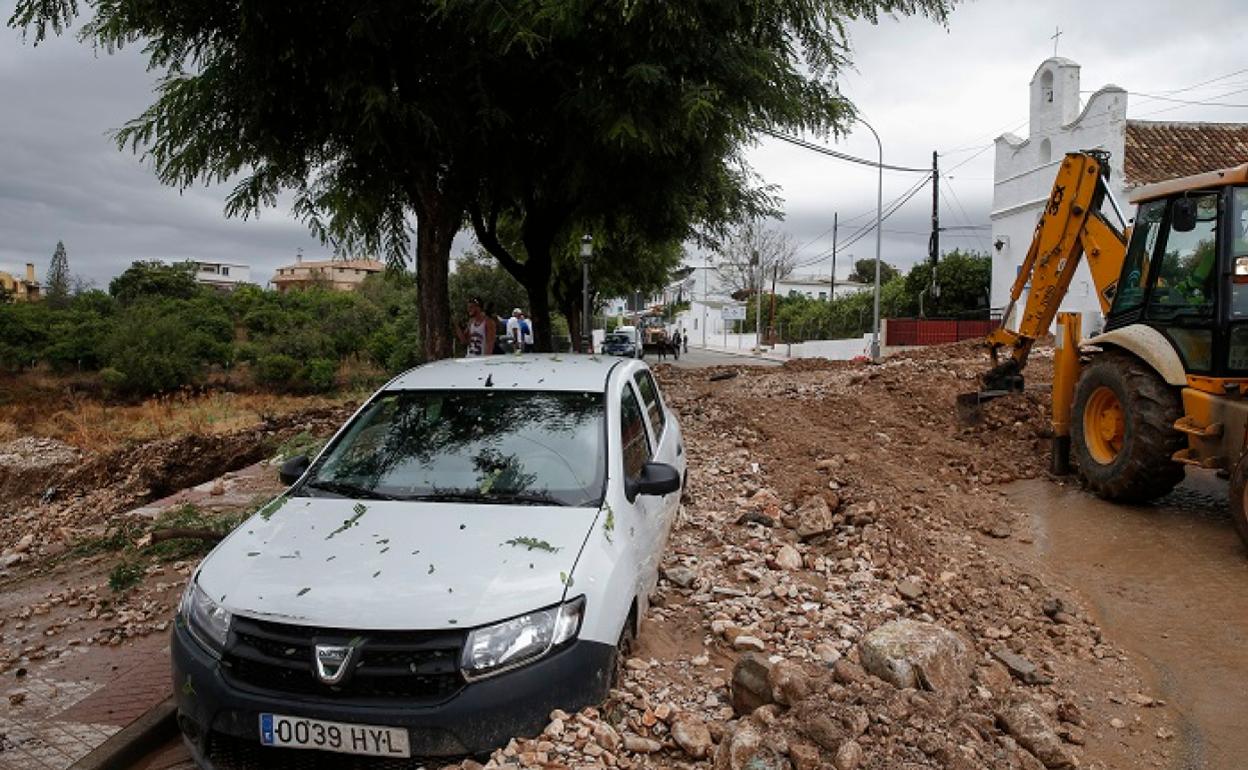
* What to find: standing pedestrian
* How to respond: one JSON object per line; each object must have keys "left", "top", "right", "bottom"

{"left": 671, "top": 330, "right": 681, "bottom": 361}
{"left": 520, "top": 312, "right": 534, "bottom": 352}
{"left": 455, "top": 296, "right": 495, "bottom": 357}
{"left": 682, "top": 327, "right": 689, "bottom": 354}
{"left": 506, "top": 308, "right": 524, "bottom": 352}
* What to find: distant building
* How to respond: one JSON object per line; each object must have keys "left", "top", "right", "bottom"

{"left": 775, "top": 273, "right": 869, "bottom": 301}
{"left": 992, "top": 57, "right": 1248, "bottom": 332}
{"left": 271, "top": 255, "right": 386, "bottom": 293}
{"left": 0, "top": 264, "right": 41, "bottom": 302}
{"left": 194, "top": 261, "right": 252, "bottom": 291}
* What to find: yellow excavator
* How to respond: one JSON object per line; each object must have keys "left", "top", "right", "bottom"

{"left": 973, "top": 150, "right": 1248, "bottom": 547}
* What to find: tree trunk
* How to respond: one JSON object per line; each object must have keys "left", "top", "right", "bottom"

{"left": 414, "top": 193, "right": 461, "bottom": 361}
{"left": 520, "top": 219, "right": 557, "bottom": 353}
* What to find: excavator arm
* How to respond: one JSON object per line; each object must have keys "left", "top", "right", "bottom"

{"left": 983, "top": 151, "right": 1128, "bottom": 391}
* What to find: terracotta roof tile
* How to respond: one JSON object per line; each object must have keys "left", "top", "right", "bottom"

{"left": 1125, "top": 120, "right": 1248, "bottom": 186}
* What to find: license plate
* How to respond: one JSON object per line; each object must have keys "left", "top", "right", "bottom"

{"left": 259, "top": 713, "right": 411, "bottom": 758}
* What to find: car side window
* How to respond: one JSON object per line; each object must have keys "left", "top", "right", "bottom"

{"left": 633, "top": 370, "right": 666, "bottom": 440}
{"left": 620, "top": 385, "right": 651, "bottom": 479}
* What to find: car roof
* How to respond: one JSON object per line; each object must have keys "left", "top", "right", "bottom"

{"left": 385, "top": 354, "right": 631, "bottom": 393}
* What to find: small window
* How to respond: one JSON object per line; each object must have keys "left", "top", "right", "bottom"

{"left": 633, "top": 370, "right": 665, "bottom": 439}
{"left": 620, "top": 386, "right": 651, "bottom": 479}
{"left": 1111, "top": 199, "right": 1165, "bottom": 316}
{"left": 221, "top": 266, "right": 230, "bottom": 276}
{"left": 819, "top": 291, "right": 827, "bottom": 301}
{"left": 1039, "top": 138, "right": 1052, "bottom": 164}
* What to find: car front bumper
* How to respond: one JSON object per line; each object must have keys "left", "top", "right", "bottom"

{"left": 171, "top": 620, "right": 615, "bottom": 762}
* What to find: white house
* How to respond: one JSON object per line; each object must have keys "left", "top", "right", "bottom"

{"left": 194, "top": 260, "right": 252, "bottom": 290}
{"left": 992, "top": 57, "right": 1248, "bottom": 333}
{"left": 775, "top": 273, "right": 870, "bottom": 301}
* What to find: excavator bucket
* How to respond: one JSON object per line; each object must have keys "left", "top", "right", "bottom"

{"left": 955, "top": 388, "right": 1013, "bottom": 425}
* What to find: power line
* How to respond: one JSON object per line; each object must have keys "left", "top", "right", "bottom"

{"left": 758, "top": 128, "right": 930, "bottom": 173}
{"left": 793, "top": 173, "right": 932, "bottom": 269}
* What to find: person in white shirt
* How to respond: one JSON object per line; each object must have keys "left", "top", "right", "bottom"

{"left": 506, "top": 308, "right": 524, "bottom": 352}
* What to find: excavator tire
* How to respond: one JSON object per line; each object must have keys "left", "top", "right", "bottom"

{"left": 1070, "top": 351, "right": 1185, "bottom": 502}
{"left": 1228, "top": 456, "right": 1248, "bottom": 551}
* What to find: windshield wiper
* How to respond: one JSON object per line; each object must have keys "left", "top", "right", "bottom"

{"left": 302, "top": 480, "right": 397, "bottom": 500}
{"left": 402, "top": 491, "right": 568, "bottom": 506}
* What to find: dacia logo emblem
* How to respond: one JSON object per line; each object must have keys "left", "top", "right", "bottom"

{"left": 313, "top": 644, "right": 356, "bottom": 685}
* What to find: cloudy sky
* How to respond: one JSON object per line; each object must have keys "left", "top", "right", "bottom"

{"left": 2, "top": 0, "right": 1246, "bottom": 288}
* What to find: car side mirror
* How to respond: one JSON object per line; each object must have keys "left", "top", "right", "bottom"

{"left": 1172, "top": 197, "right": 1198, "bottom": 233}
{"left": 625, "top": 462, "right": 681, "bottom": 502}
{"left": 279, "top": 454, "right": 310, "bottom": 486}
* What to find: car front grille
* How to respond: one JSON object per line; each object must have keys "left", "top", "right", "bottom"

{"left": 224, "top": 616, "right": 466, "bottom": 703}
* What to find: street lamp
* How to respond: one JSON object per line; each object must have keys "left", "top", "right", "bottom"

{"left": 853, "top": 116, "right": 885, "bottom": 363}
{"left": 580, "top": 234, "right": 593, "bottom": 353}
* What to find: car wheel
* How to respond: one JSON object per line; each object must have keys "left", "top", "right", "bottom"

{"left": 610, "top": 610, "right": 637, "bottom": 688}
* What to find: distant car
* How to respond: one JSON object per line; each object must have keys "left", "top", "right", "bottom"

{"left": 602, "top": 330, "right": 640, "bottom": 358}
{"left": 172, "top": 355, "right": 685, "bottom": 763}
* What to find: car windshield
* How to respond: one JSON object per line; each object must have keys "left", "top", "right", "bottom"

{"left": 300, "top": 390, "right": 606, "bottom": 507}
{"left": 605, "top": 334, "right": 629, "bottom": 344}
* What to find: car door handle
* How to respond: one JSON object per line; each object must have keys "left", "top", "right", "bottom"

{"left": 677, "top": 443, "right": 684, "bottom": 456}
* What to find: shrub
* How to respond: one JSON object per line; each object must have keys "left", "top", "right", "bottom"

{"left": 304, "top": 358, "right": 338, "bottom": 392}
{"left": 255, "top": 353, "right": 299, "bottom": 388}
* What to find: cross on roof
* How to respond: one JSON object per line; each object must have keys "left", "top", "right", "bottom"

{"left": 1051, "top": 26, "right": 1063, "bottom": 56}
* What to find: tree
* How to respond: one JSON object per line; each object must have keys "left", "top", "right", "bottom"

{"left": 902, "top": 249, "right": 990, "bottom": 317}
{"left": 109, "top": 261, "right": 200, "bottom": 306}
{"left": 12, "top": 0, "right": 950, "bottom": 358}
{"left": 45, "top": 240, "right": 70, "bottom": 308}
{"left": 715, "top": 218, "right": 798, "bottom": 298}
{"left": 848, "top": 258, "right": 899, "bottom": 285}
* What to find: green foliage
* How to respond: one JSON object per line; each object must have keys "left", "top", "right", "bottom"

{"left": 766, "top": 251, "right": 991, "bottom": 342}
{"left": 109, "top": 260, "right": 200, "bottom": 306}
{"left": 6, "top": 266, "right": 419, "bottom": 394}
{"left": 848, "top": 258, "right": 900, "bottom": 285}
{"left": 45, "top": 240, "right": 71, "bottom": 308}
{"left": 108, "top": 560, "right": 145, "bottom": 593}
{"left": 255, "top": 353, "right": 300, "bottom": 388}
{"left": 449, "top": 252, "right": 529, "bottom": 327}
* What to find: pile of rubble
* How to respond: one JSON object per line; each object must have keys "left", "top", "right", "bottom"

{"left": 446, "top": 348, "right": 1174, "bottom": 769}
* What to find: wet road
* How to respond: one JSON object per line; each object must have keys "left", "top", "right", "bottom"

{"left": 1007, "top": 472, "right": 1248, "bottom": 770}
{"left": 654, "top": 346, "right": 783, "bottom": 369}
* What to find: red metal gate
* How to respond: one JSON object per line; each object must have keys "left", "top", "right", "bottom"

{"left": 885, "top": 318, "right": 995, "bottom": 347}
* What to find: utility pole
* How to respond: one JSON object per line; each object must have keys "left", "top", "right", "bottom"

{"left": 768, "top": 261, "right": 779, "bottom": 342}
{"left": 829, "top": 211, "right": 838, "bottom": 300}
{"left": 928, "top": 150, "right": 941, "bottom": 316}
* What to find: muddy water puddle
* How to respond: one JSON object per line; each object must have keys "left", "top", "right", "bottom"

{"left": 1006, "top": 473, "right": 1248, "bottom": 770}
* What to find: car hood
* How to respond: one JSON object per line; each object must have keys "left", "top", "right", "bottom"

{"left": 197, "top": 495, "right": 598, "bottom": 631}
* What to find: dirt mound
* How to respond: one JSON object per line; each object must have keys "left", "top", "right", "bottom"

{"left": 1, "top": 405, "right": 354, "bottom": 554}
{"left": 0, "top": 438, "right": 82, "bottom": 506}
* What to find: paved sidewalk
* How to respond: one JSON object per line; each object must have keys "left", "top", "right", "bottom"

{"left": 692, "top": 343, "right": 790, "bottom": 363}
{"left": 0, "top": 635, "right": 172, "bottom": 769}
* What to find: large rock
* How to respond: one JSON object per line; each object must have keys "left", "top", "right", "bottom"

{"left": 794, "top": 495, "right": 836, "bottom": 539}
{"left": 731, "top": 654, "right": 774, "bottom": 715}
{"left": 767, "top": 660, "right": 811, "bottom": 706}
{"left": 714, "top": 722, "right": 785, "bottom": 770}
{"left": 997, "top": 700, "right": 1075, "bottom": 769}
{"left": 857, "top": 619, "right": 971, "bottom": 693}
{"left": 671, "top": 714, "right": 713, "bottom": 759}
{"left": 834, "top": 739, "right": 864, "bottom": 770}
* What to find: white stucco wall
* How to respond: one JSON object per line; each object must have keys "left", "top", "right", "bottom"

{"left": 991, "top": 58, "right": 1129, "bottom": 335}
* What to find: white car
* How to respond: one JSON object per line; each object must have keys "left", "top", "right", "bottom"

{"left": 171, "top": 354, "right": 686, "bottom": 764}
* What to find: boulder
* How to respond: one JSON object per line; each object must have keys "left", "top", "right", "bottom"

{"left": 834, "top": 739, "right": 864, "bottom": 770}
{"left": 858, "top": 619, "right": 971, "bottom": 693}
{"left": 767, "top": 660, "right": 811, "bottom": 706}
{"left": 997, "top": 700, "right": 1075, "bottom": 769}
{"left": 714, "top": 722, "right": 785, "bottom": 770}
{"left": 671, "top": 714, "right": 713, "bottom": 759}
{"left": 664, "top": 565, "right": 698, "bottom": 589}
{"left": 731, "top": 654, "right": 774, "bottom": 715}
{"left": 775, "top": 544, "right": 803, "bottom": 571}
{"left": 794, "top": 495, "right": 836, "bottom": 539}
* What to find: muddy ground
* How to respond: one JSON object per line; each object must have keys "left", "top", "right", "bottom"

{"left": 2, "top": 345, "right": 1237, "bottom": 769}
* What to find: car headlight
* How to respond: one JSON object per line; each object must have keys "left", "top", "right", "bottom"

{"left": 179, "top": 581, "right": 232, "bottom": 657}
{"left": 461, "top": 596, "right": 585, "bottom": 680}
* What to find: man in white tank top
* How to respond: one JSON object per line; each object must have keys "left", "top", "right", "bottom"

{"left": 455, "top": 297, "right": 495, "bottom": 356}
